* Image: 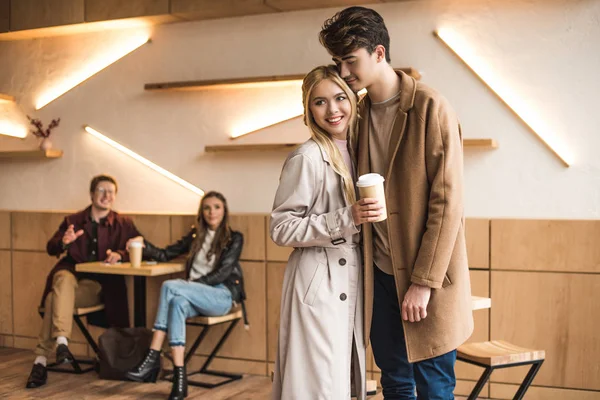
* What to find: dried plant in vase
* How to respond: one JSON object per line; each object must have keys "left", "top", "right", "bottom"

{"left": 27, "top": 115, "right": 61, "bottom": 151}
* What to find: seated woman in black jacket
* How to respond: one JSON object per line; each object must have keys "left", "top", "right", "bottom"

{"left": 126, "top": 191, "right": 247, "bottom": 400}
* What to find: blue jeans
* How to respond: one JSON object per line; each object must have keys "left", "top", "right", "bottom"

{"left": 371, "top": 266, "right": 457, "bottom": 400}
{"left": 154, "top": 279, "right": 232, "bottom": 347}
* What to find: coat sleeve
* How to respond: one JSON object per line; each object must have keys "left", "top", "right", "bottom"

{"left": 270, "top": 153, "right": 358, "bottom": 248}
{"left": 194, "top": 232, "right": 243, "bottom": 286}
{"left": 411, "top": 97, "right": 464, "bottom": 289}
{"left": 143, "top": 228, "right": 194, "bottom": 262}
{"left": 115, "top": 220, "right": 142, "bottom": 262}
{"left": 47, "top": 217, "right": 70, "bottom": 257}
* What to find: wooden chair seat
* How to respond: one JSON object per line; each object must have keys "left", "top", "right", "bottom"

{"left": 457, "top": 340, "right": 545, "bottom": 400}
{"left": 458, "top": 340, "right": 545, "bottom": 367}
{"left": 186, "top": 309, "right": 242, "bottom": 326}
{"left": 38, "top": 304, "right": 105, "bottom": 316}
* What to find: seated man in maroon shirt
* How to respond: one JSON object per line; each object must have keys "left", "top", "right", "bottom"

{"left": 26, "top": 174, "right": 142, "bottom": 389}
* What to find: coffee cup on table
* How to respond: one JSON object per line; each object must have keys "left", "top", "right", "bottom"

{"left": 128, "top": 241, "right": 143, "bottom": 268}
{"left": 356, "top": 173, "right": 387, "bottom": 222}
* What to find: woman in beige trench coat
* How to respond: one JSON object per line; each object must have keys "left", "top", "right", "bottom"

{"left": 270, "top": 65, "right": 382, "bottom": 400}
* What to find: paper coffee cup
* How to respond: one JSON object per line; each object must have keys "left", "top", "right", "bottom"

{"left": 128, "top": 241, "right": 143, "bottom": 268}
{"left": 356, "top": 173, "right": 387, "bottom": 222}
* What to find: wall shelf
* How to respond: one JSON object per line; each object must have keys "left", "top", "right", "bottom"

{"left": 463, "top": 139, "right": 498, "bottom": 149}
{"left": 145, "top": 68, "right": 421, "bottom": 91}
{"left": 0, "top": 93, "right": 15, "bottom": 102}
{"left": 206, "top": 139, "right": 497, "bottom": 153}
{"left": 205, "top": 143, "right": 299, "bottom": 153}
{"left": 0, "top": 149, "right": 64, "bottom": 159}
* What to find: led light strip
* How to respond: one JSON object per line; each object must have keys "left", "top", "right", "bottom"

{"left": 434, "top": 28, "right": 572, "bottom": 167}
{"left": 84, "top": 125, "right": 203, "bottom": 196}
{"left": 36, "top": 33, "right": 150, "bottom": 110}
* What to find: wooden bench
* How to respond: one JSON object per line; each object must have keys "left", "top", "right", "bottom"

{"left": 165, "top": 309, "right": 244, "bottom": 388}
{"left": 38, "top": 304, "right": 105, "bottom": 374}
{"left": 457, "top": 340, "right": 545, "bottom": 400}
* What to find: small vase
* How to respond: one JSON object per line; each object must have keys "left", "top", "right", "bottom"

{"left": 39, "top": 138, "right": 52, "bottom": 151}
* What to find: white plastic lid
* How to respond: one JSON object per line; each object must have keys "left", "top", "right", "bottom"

{"left": 129, "top": 241, "right": 143, "bottom": 248}
{"left": 356, "top": 173, "right": 385, "bottom": 187}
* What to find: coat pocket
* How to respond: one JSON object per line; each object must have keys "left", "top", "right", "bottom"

{"left": 303, "top": 262, "right": 327, "bottom": 306}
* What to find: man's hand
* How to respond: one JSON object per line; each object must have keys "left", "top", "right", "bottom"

{"left": 62, "top": 224, "right": 84, "bottom": 246}
{"left": 402, "top": 283, "right": 432, "bottom": 322}
{"left": 104, "top": 249, "right": 122, "bottom": 264}
{"left": 351, "top": 198, "right": 383, "bottom": 225}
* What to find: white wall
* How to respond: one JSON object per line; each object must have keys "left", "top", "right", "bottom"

{"left": 0, "top": 0, "right": 598, "bottom": 218}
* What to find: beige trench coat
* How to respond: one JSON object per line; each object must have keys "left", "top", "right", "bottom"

{"left": 270, "top": 139, "right": 367, "bottom": 400}
{"left": 359, "top": 71, "right": 474, "bottom": 363}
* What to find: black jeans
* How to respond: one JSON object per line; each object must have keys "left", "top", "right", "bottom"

{"left": 371, "top": 266, "right": 457, "bottom": 400}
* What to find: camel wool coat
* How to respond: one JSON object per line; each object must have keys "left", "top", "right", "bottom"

{"left": 270, "top": 139, "right": 366, "bottom": 400}
{"left": 359, "top": 70, "right": 474, "bottom": 362}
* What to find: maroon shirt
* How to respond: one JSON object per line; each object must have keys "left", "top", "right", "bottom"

{"left": 42, "top": 206, "right": 141, "bottom": 328}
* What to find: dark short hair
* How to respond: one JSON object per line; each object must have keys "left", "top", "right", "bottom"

{"left": 90, "top": 174, "right": 118, "bottom": 194}
{"left": 319, "top": 6, "right": 391, "bottom": 63}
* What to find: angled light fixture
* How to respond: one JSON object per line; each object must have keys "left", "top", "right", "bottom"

{"left": 230, "top": 102, "right": 304, "bottom": 139}
{"left": 0, "top": 121, "right": 27, "bottom": 138}
{"left": 36, "top": 32, "right": 150, "bottom": 110}
{"left": 434, "top": 28, "right": 572, "bottom": 167}
{"left": 84, "top": 125, "right": 203, "bottom": 196}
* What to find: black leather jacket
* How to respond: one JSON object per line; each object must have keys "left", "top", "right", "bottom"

{"left": 143, "top": 228, "right": 248, "bottom": 325}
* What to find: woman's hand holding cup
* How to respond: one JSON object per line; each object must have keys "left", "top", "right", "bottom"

{"left": 352, "top": 198, "right": 384, "bottom": 225}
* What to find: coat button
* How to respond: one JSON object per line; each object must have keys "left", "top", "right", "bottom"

{"left": 340, "top": 293, "right": 347, "bottom": 301}
{"left": 339, "top": 258, "right": 347, "bottom": 266}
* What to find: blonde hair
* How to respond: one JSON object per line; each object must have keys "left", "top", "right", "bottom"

{"left": 302, "top": 65, "right": 358, "bottom": 205}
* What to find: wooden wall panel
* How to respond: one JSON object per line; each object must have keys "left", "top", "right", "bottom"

{"left": 455, "top": 379, "right": 489, "bottom": 398}
{"left": 266, "top": 216, "right": 293, "bottom": 262}
{"left": 265, "top": 0, "right": 380, "bottom": 11}
{"left": 0, "top": 251, "right": 12, "bottom": 335}
{"left": 0, "top": 211, "right": 8, "bottom": 250}
{"left": 456, "top": 270, "right": 490, "bottom": 381}
{"left": 229, "top": 215, "right": 266, "bottom": 261}
{"left": 491, "top": 219, "right": 600, "bottom": 272}
{"left": 12, "top": 252, "right": 56, "bottom": 337}
{"left": 171, "top": 0, "right": 275, "bottom": 20}
{"left": 0, "top": 0, "right": 8, "bottom": 33}
{"left": 490, "top": 271, "right": 600, "bottom": 391}
{"left": 267, "top": 262, "right": 285, "bottom": 362}
{"left": 10, "top": 0, "right": 84, "bottom": 31}
{"left": 85, "top": 0, "right": 169, "bottom": 22}
{"left": 190, "top": 261, "right": 266, "bottom": 361}
{"left": 170, "top": 214, "right": 196, "bottom": 242}
{"left": 128, "top": 214, "right": 171, "bottom": 248}
{"left": 11, "top": 251, "right": 86, "bottom": 343}
{"left": 490, "top": 383, "right": 600, "bottom": 400}
{"left": 0, "top": 334, "right": 13, "bottom": 347}
{"left": 465, "top": 218, "right": 489, "bottom": 269}
{"left": 188, "top": 355, "right": 267, "bottom": 376}
{"left": 12, "top": 212, "right": 68, "bottom": 251}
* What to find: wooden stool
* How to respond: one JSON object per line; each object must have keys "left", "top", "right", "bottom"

{"left": 166, "top": 309, "right": 244, "bottom": 388}
{"left": 38, "top": 304, "right": 104, "bottom": 374}
{"left": 457, "top": 340, "right": 545, "bottom": 400}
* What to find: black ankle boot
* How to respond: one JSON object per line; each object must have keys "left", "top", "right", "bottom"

{"left": 125, "top": 349, "right": 161, "bottom": 383}
{"left": 168, "top": 365, "right": 187, "bottom": 400}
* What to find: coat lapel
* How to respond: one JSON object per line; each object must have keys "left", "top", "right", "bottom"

{"left": 385, "top": 70, "right": 417, "bottom": 184}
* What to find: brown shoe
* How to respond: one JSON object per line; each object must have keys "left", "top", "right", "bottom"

{"left": 56, "top": 344, "right": 74, "bottom": 365}
{"left": 26, "top": 363, "right": 47, "bottom": 389}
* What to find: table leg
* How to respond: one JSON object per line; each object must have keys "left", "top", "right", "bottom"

{"left": 134, "top": 276, "right": 147, "bottom": 327}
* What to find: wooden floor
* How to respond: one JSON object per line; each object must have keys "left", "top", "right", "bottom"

{"left": 0, "top": 347, "right": 476, "bottom": 399}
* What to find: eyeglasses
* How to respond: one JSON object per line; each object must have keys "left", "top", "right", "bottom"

{"left": 95, "top": 188, "right": 116, "bottom": 196}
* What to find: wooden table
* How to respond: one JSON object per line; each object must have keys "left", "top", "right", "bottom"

{"left": 76, "top": 261, "right": 185, "bottom": 327}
